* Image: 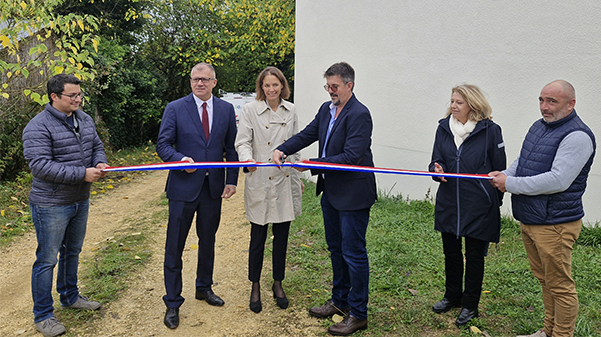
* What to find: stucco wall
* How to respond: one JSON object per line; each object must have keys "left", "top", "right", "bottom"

{"left": 295, "top": 1, "right": 601, "bottom": 224}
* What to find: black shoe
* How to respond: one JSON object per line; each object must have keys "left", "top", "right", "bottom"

{"left": 163, "top": 308, "right": 179, "bottom": 329}
{"left": 272, "top": 283, "right": 289, "bottom": 309}
{"left": 432, "top": 298, "right": 461, "bottom": 313}
{"left": 250, "top": 285, "right": 262, "bottom": 313}
{"left": 195, "top": 289, "right": 225, "bottom": 306}
{"left": 250, "top": 298, "right": 262, "bottom": 313}
{"left": 455, "top": 307, "right": 478, "bottom": 326}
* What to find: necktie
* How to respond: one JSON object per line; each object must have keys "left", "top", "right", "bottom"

{"left": 202, "top": 102, "right": 210, "bottom": 140}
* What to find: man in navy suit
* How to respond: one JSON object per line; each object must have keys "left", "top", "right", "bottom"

{"left": 273, "top": 62, "right": 376, "bottom": 336}
{"left": 156, "top": 62, "right": 239, "bottom": 329}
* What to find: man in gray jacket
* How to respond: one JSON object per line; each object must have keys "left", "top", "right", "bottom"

{"left": 23, "top": 74, "right": 108, "bottom": 337}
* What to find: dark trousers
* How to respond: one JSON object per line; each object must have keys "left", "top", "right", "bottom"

{"left": 321, "top": 193, "right": 370, "bottom": 321}
{"left": 163, "top": 177, "right": 222, "bottom": 308}
{"left": 441, "top": 232, "right": 488, "bottom": 310}
{"left": 248, "top": 221, "right": 290, "bottom": 283}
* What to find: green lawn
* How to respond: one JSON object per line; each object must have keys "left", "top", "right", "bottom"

{"left": 283, "top": 181, "right": 601, "bottom": 337}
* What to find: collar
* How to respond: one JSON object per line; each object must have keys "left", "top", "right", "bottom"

{"left": 193, "top": 94, "right": 213, "bottom": 110}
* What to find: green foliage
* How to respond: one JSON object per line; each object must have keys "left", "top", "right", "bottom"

{"left": 286, "top": 185, "right": 601, "bottom": 336}
{"left": 0, "top": 0, "right": 99, "bottom": 103}
{"left": 85, "top": 38, "right": 166, "bottom": 149}
{"left": 142, "top": 0, "right": 295, "bottom": 101}
{"left": 54, "top": 0, "right": 150, "bottom": 45}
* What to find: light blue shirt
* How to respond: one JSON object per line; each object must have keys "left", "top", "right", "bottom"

{"left": 322, "top": 103, "right": 338, "bottom": 158}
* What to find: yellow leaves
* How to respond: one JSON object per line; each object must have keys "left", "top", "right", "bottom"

{"left": 107, "top": 185, "right": 114, "bottom": 189}
{"left": 19, "top": 1, "right": 27, "bottom": 10}
{"left": 91, "top": 191, "right": 98, "bottom": 195}
{"left": 54, "top": 66, "right": 64, "bottom": 74}
{"left": 92, "top": 38, "right": 99, "bottom": 53}
{"left": 190, "top": 244, "right": 199, "bottom": 250}
{"left": 77, "top": 20, "right": 84, "bottom": 31}
{"left": 0, "top": 35, "right": 12, "bottom": 49}
{"left": 469, "top": 326, "right": 482, "bottom": 334}
{"left": 1, "top": 93, "right": 9, "bottom": 99}
{"left": 1, "top": 210, "right": 5, "bottom": 217}
{"left": 300, "top": 243, "right": 311, "bottom": 248}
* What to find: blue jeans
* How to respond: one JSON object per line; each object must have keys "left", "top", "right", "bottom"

{"left": 30, "top": 201, "right": 89, "bottom": 322}
{"left": 320, "top": 193, "right": 370, "bottom": 321}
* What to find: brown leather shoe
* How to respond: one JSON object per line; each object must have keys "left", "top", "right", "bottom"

{"left": 328, "top": 314, "right": 368, "bottom": 336}
{"left": 309, "top": 299, "right": 350, "bottom": 318}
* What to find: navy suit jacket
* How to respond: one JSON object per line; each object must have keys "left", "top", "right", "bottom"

{"left": 278, "top": 94, "right": 376, "bottom": 211}
{"left": 156, "top": 94, "right": 239, "bottom": 202}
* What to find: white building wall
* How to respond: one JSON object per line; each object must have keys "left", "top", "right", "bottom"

{"left": 295, "top": 0, "right": 601, "bottom": 224}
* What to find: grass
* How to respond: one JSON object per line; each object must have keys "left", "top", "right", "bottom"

{"left": 0, "top": 143, "right": 160, "bottom": 246}
{"left": 284, "top": 181, "right": 601, "bottom": 337}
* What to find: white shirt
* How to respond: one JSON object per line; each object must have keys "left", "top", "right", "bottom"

{"left": 193, "top": 94, "right": 214, "bottom": 133}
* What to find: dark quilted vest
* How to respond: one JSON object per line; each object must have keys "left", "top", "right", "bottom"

{"left": 512, "top": 111, "right": 595, "bottom": 225}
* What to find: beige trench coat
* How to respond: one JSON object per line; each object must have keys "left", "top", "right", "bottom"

{"left": 235, "top": 99, "right": 303, "bottom": 225}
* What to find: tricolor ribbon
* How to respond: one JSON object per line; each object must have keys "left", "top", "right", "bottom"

{"left": 103, "top": 160, "right": 492, "bottom": 180}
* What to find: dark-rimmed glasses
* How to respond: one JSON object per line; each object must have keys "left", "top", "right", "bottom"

{"left": 191, "top": 77, "right": 215, "bottom": 85}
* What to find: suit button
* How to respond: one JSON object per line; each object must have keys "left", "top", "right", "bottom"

{"left": 285, "top": 173, "right": 290, "bottom": 177}
{"left": 268, "top": 158, "right": 272, "bottom": 162}
{"left": 269, "top": 176, "right": 273, "bottom": 180}
{"left": 282, "top": 123, "right": 287, "bottom": 127}
{"left": 206, "top": 148, "right": 209, "bottom": 151}
{"left": 268, "top": 141, "right": 272, "bottom": 146}
{"left": 265, "top": 125, "right": 270, "bottom": 129}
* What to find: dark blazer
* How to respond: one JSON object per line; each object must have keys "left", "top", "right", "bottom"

{"left": 278, "top": 94, "right": 376, "bottom": 211}
{"left": 156, "top": 94, "right": 239, "bottom": 201}
{"left": 429, "top": 117, "right": 506, "bottom": 242}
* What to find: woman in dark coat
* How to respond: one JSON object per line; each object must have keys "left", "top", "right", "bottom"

{"left": 429, "top": 84, "right": 506, "bottom": 326}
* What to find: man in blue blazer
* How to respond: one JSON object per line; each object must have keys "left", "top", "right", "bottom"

{"left": 156, "top": 62, "right": 239, "bottom": 329}
{"left": 273, "top": 62, "right": 376, "bottom": 336}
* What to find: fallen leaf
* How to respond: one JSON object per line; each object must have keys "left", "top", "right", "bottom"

{"left": 332, "top": 314, "right": 343, "bottom": 323}
{"left": 134, "top": 255, "right": 141, "bottom": 260}
{"left": 390, "top": 306, "right": 395, "bottom": 310}
{"left": 482, "top": 331, "right": 492, "bottom": 337}
{"left": 470, "top": 326, "right": 482, "bottom": 334}
{"left": 527, "top": 305, "right": 535, "bottom": 312}
{"left": 190, "top": 244, "right": 199, "bottom": 249}
{"left": 1, "top": 210, "right": 4, "bottom": 217}
{"left": 300, "top": 243, "right": 311, "bottom": 248}
{"left": 408, "top": 288, "right": 418, "bottom": 296}
{"left": 483, "top": 290, "right": 491, "bottom": 294}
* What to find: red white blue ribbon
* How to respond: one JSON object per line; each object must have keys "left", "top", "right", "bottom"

{"left": 103, "top": 160, "right": 492, "bottom": 180}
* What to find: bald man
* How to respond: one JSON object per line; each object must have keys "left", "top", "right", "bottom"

{"left": 489, "top": 80, "right": 595, "bottom": 337}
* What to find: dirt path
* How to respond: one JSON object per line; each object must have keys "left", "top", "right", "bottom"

{"left": 0, "top": 171, "right": 322, "bottom": 337}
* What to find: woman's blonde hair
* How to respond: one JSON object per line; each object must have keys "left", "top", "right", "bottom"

{"left": 445, "top": 84, "right": 492, "bottom": 122}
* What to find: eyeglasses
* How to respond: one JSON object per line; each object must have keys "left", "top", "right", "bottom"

{"left": 191, "top": 77, "right": 215, "bottom": 85}
{"left": 324, "top": 84, "right": 340, "bottom": 92}
{"left": 59, "top": 92, "right": 85, "bottom": 101}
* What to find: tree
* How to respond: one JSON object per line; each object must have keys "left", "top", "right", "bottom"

{"left": 0, "top": 0, "right": 99, "bottom": 181}
{"left": 142, "top": 0, "right": 295, "bottom": 97}
{"left": 0, "top": 0, "right": 99, "bottom": 104}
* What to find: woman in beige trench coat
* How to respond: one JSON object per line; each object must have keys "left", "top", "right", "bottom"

{"left": 235, "top": 67, "right": 303, "bottom": 314}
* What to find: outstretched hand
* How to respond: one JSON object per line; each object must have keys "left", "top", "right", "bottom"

{"left": 489, "top": 171, "right": 507, "bottom": 192}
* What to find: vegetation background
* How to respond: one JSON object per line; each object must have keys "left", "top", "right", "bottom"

{"left": 1, "top": 1, "right": 601, "bottom": 336}
{"left": 0, "top": 0, "right": 295, "bottom": 181}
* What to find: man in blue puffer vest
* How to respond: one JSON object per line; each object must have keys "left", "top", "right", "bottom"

{"left": 489, "top": 80, "right": 595, "bottom": 337}
{"left": 23, "top": 74, "right": 108, "bottom": 337}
